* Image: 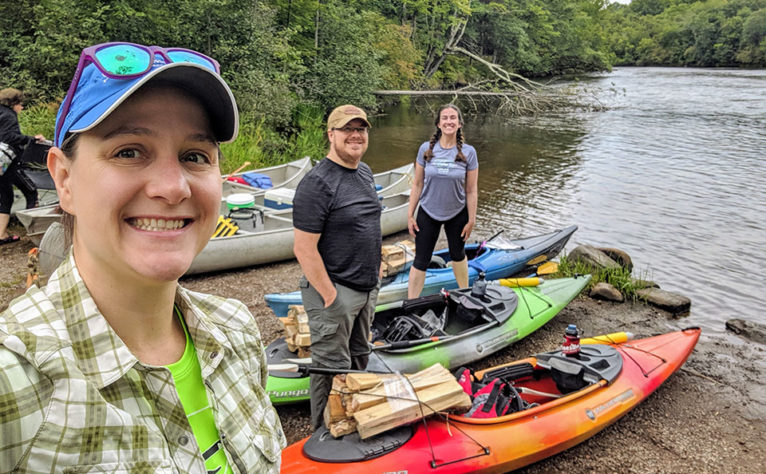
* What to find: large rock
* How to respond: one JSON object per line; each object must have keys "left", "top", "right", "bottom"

{"left": 567, "top": 245, "right": 621, "bottom": 270}
{"left": 725, "top": 319, "right": 766, "bottom": 345}
{"left": 631, "top": 278, "right": 659, "bottom": 289}
{"left": 597, "top": 247, "right": 633, "bottom": 272}
{"left": 590, "top": 282, "right": 624, "bottom": 302}
{"left": 636, "top": 288, "right": 691, "bottom": 315}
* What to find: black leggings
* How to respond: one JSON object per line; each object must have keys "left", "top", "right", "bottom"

{"left": 0, "top": 161, "right": 38, "bottom": 214}
{"left": 413, "top": 206, "right": 468, "bottom": 271}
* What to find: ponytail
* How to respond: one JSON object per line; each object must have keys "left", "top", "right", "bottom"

{"left": 423, "top": 129, "right": 441, "bottom": 162}
{"left": 455, "top": 128, "right": 466, "bottom": 163}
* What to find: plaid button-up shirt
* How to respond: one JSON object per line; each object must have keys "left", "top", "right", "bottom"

{"left": 0, "top": 255, "right": 285, "bottom": 473}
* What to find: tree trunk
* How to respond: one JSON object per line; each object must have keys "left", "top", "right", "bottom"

{"left": 424, "top": 18, "right": 467, "bottom": 79}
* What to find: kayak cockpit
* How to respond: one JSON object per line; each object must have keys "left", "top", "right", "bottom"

{"left": 369, "top": 285, "right": 518, "bottom": 351}
{"left": 453, "top": 344, "right": 623, "bottom": 424}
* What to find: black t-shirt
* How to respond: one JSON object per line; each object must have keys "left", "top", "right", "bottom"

{"left": 293, "top": 158, "right": 382, "bottom": 291}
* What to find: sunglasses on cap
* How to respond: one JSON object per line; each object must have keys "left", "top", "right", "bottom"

{"left": 54, "top": 42, "right": 221, "bottom": 145}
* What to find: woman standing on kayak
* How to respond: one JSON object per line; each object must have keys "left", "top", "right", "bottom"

{"left": 407, "top": 104, "right": 479, "bottom": 298}
{"left": 0, "top": 42, "right": 284, "bottom": 472}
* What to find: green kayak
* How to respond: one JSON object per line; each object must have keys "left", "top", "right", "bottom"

{"left": 265, "top": 275, "right": 591, "bottom": 404}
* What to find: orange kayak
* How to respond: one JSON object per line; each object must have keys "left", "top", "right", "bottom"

{"left": 280, "top": 327, "right": 701, "bottom": 473}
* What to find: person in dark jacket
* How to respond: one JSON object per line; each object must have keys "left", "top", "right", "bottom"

{"left": 0, "top": 87, "right": 45, "bottom": 244}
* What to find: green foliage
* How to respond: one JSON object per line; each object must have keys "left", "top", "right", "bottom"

{"left": 307, "top": 2, "right": 387, "bottom": 109}
{"left": 554, "top": 255, "right": 654, "bottom": 302}
{"left": 220, "top": 105, "right": 327, "bottom": 174}
{"left": 4, "top": 0, "right": 761, "bottom": 172}
{"left": 17, "top": 103, "right": 57, "bottom": 140}
{"left": 604, "top": 0, "right": 766, "bottom": 67}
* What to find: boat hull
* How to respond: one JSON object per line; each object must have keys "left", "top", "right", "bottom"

{"left": 186, "top": 192, "right": 409, "bottom": 275}
{"left": 265, "top": 225, "right": 578, "bottom": 317}
{"left": 280, "top": 328, "right": 701, "bottom": 473}
{"left": 265, "top": 275, "right": 591, "bottom": 405}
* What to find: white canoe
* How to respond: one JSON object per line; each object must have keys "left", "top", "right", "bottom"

{"left": 38, "top": 192, "right": 410, "bottom": 277}
{"left": 186, "top": 191, "right": 410, "bottom": 275}
{"left": 222, "top": 156, "right": 312, "bottom": 197}
{"left": 19, "top": 161, "right": 411, "bottom": 245}
{"left": 37, "top": 163, "right": 413, "bottom": 276}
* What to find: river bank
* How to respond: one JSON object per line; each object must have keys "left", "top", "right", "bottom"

{"left": 1, "top": 224, "right": 764, "bottom": 472}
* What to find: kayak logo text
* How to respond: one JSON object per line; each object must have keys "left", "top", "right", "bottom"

{"left": 269, "top": 389, "right": 310, "bottom": 399}
{"left": 585, "top": 389, "right": 634, "bottom": 420}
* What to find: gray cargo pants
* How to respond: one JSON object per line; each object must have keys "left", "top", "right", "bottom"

{"left": 299, "top": 276, "right": 380, "bottom": 431}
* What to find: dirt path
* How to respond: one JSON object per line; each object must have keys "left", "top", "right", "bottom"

{"left": 2, "top": 225, "right": 764, "bottom": 472}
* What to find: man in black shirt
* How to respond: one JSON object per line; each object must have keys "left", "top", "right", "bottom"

{"left": 293, "top": 105, "right": 382, "bottom": 430}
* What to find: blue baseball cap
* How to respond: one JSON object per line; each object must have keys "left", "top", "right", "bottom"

{"left": 54, "top": 56, "right": 239, "bottom": 147}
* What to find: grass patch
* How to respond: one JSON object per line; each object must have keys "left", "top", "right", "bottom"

{"left": 552, "top": 255, "right": 654, "bottom": 302}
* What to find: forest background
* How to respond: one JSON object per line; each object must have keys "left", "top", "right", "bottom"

{"left": 2, "top": 0, "right": 764, "bottom": 172}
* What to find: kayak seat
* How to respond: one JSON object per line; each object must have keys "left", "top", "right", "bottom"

{"left": 428, "top": 255, "right": 447, "bottom": 269}
{"left": 380, "top": 310, "right": 447, "bottom": 343}
{"left": 453, "top": 294, "right": 488, "bottom": 324}
{"left": 456, "top": 365, "right": 535, "bottom": 418}
{"left": 548, "top": 357, "right": 587, "bottom": 394}
{"left": 535, "top": 345, "right": 623, "bottom": 388}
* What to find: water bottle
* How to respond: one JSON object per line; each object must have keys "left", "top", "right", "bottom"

{"left": 471, "top": 272, "right": 487, "bottom": 299}
{"left": 562, "top": 324, "right": 581, "bottom": 357}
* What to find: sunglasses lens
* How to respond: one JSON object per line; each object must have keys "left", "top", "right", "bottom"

{"left": 95, "top": 44, "right": 151, "bottom": 75}
{"left": 167, "top": 50, "right": 218, "bottom": 72}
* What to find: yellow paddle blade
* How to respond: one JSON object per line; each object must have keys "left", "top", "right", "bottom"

{"left": 526, "top": 255, "right": 548, "bottom": 265}
{"left": 581, "top": 331, "right": 632, "bottom": 345}
{"left": 536, "top": 261, "right": 559, "bottom": 275}
{"left": 212, "top": 216, "right": 226, "bottom": 238}
{"left": 498, "top": 277, "right": 542, "bottom": 288}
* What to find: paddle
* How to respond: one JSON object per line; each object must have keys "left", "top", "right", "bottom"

{"left": 477, "top": 229, "right": 504, "bottom": 254}
{"left": 535, "top": 261, "right": 559, "bottom": 275}
{"left": 580, "top": 331, "right": 632, "bottom": 345}
{"left": 222, "top": 160, "right": 251, "bottom": 182}
{"left": 269, "top": 331, "right": 634, "bottom": 376}
{"left": 497, "top": 277, "right": 542, "bottom": 288}
{"left": 268, "top": 336, "right": 453, "bottom": 374}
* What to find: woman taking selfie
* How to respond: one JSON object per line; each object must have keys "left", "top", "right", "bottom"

{"left": 0, "top": 42, "right": 285, "bottom": 472}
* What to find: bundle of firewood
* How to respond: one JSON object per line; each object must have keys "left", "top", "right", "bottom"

{"left": 278, "top": 305, "right": 311, "bottom": 358}
{"left": 381, "top": 240, "right": 416, "bottom": 277}
{"left": 323, "top": 363, "right": 472, "bottom": 439}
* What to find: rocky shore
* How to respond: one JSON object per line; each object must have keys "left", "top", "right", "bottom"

{"left": 2, "top": 225, "right": 764, "bottom": 472}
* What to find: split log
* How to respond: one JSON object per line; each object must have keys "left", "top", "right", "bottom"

{"left": 297, "top": 347, "right": 311, "bottom": 359}
{"left": 328, "top": 418, "right": 357, "bottom": 438}
{"left": 381, "top": 240, "right": 415, "bottom": 277}
{"left": 351, "top": 365, "right": 455, "bottom": 411}
{"left": 297, "top": 313, "right": 309, "bottom": 334}
{"left": 327, "top": 364, "right": 471, "bottom": 439}
{"left": 353, "top": 380, "right": 471, "bottom": 439}
{"left": 287, "top": 305, "right": 305, "bottom": 319}
{"left": 323, "top": 376, "right": 350, "bottom": 425}
{"left": 295, "top": 333, "right": 312, "bottom": 347}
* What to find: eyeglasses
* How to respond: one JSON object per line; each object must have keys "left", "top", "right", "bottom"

{"left": 333, "top": 126, "right": 368, "bottom": 134}
{"left": 55, "top": 42, "right": 221, "bottom": 145}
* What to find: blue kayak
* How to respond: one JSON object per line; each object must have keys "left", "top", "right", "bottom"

{"left": 265, "top": 225, "right": 577, "bottom": 317}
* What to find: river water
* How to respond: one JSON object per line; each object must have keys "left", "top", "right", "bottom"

{"left": 364, "top": 67, "right": 766, "bottom": 337}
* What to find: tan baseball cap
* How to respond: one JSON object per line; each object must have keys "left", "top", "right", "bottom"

{"left": 327, "top": 104, "right": 371, "bottom": 130}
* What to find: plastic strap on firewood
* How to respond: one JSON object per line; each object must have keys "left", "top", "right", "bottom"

{"left": 382, "top": 372, "right": 418, "bottom": 412}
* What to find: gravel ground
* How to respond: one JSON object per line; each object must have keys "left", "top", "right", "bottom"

{"left": 2, "top": 223, "right": 764, "bottom": 473}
